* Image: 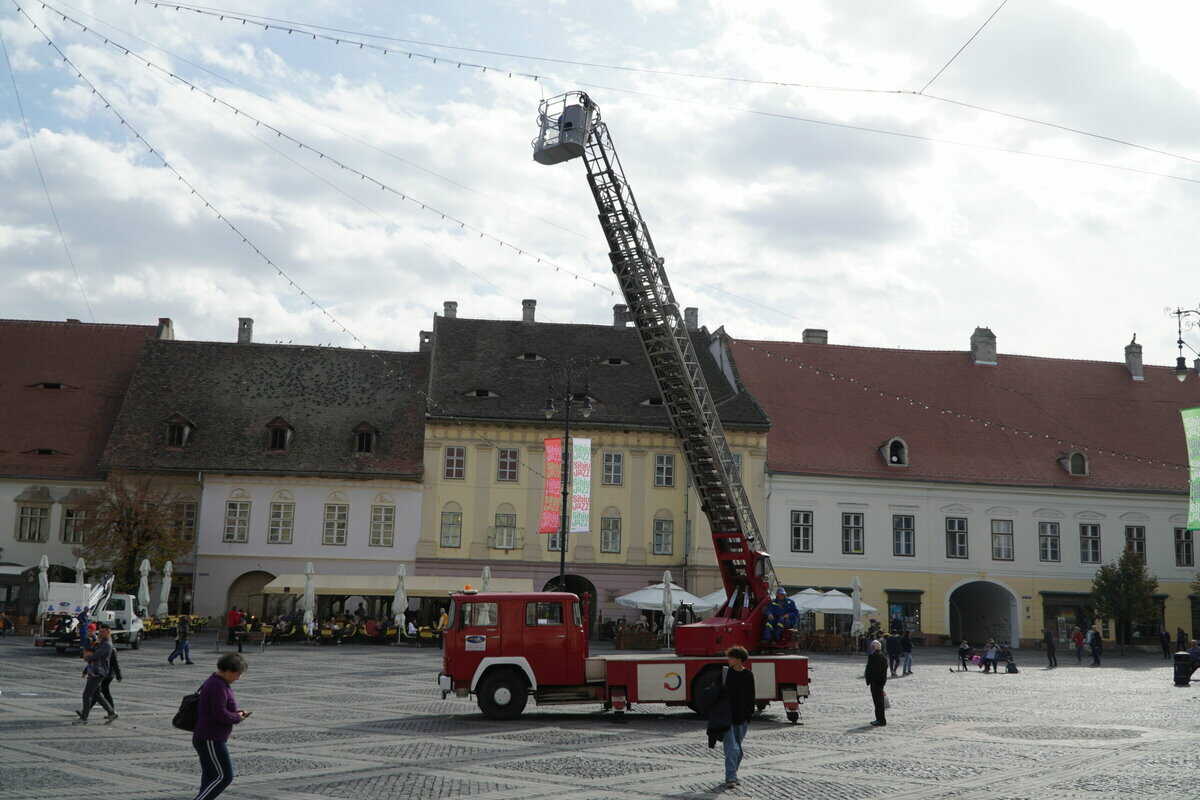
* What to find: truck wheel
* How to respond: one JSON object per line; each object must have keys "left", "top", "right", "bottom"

{"left": 131, "top": 632, "right": 141, "bottom": 650}
{"left": 754, "top": 700, "right": 769, "bottom": 715}
{"left": 787, "top": 711, "right": 800, "bottom": 724}
{"left": 687, "top": 666, "right": 723, "bottom": 715}
{"left": 476, "top": 670, "right": 528, "bottom": 720}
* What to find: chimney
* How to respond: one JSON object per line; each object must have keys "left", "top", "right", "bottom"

{"left": 442, "top": 301, "right": 457, "bottom": 319}
{"left": 613, "top": 304, "right": 630, "bottom": 328}
{"left": 66, "top": 318, "right": 81, "bottom": 323}
{"left": 1195, "top": 357, "right": 1200, "bottom": 374}
{"left": 419, "top": 330, "right": 432, "bottom": 353}
{"left": 1124, "top": 335, "right": 1144, "bottom": 381}
{"left": 237, "top": 317, "right": 253, "bottom": 344}
{"left": 802, "top": 328, "right": 828, "bottom": 344}
{"left": 684, "top": 307, "right": 699, "bottom": 332}
{"left": 970, "top": 326, "right": 997, "bottom": 366}
{"left": 522, "top": 299, "right": 536, "bottom": 323}
{"left": 156, "top": 317, "right": 175, "bottom": 340}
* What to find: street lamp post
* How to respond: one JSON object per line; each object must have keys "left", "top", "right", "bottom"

{"left": 543, "top": 361, "right": 593, "bottom": 590}
{"left": 1173, "top": 307, "right": 1200, "bottom": 382}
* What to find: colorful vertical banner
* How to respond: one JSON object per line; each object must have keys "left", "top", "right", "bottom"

{"left": 538, "top": 438, "right": 563, "bottom": 534}
{"left": 1184, "top": 407, "right": 1200, "bottom": 529}
{"left": 570, "top": 437, "right": 592, "bottom": 533}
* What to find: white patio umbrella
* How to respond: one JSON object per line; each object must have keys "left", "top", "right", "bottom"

{"left": 807, "top": 589, "right": 878, "bottom": 615}
{"left": 789, "top": 587, "right": 823, "bottom": 610}
{"left": 480, "top": 565, "right": 492, "bottom": 593}
{"left": 392, "top": 564, "right": 408, "bottom": 632}
{"left": 38, "top": 554, "right": 49, "bottom": 611}
{"left": 137, "top": 558, "right": 151, "bottom": 613}
{"left": 850, "top": 576, "right": 864, "bottom": 635}
{"left": 661, "top": 570, "right": 674, "bottom": 641}
{"left": 615, "top": 582, "right": 716, "bottom": 613}
{"left": 75, "top": 557, "right": 87, "bottom": 614}
{"left": 302, "top": 561, "right": 316, "bottom": 626}
{"left": 157, "top": 561, "right": 173, "bottom": 617}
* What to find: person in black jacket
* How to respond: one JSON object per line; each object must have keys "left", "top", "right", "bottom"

{"left": 706, "top": 645, "right": 755, "bottom": 789}
{"left": 100, "top": 642, "right": 121, "bottom": 712}
{"left": 865, "top": 639, "right": 888, "bottom": 727}
{"left": 1043, "top": 629, "right": 1057, "bottom": 669}
{"left": 884, "top": 633, "right": 902, "bottom": 677}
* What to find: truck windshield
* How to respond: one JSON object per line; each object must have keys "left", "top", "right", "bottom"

{"left": 446, "top": 600, "right": 456, "bottom": 630}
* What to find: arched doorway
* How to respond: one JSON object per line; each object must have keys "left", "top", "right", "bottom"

{"left": 542, "top": 574, "right": 598, "bottom": 633}
{"left": 947, "top": 580, "right": 1019, "bottom": 646}
{"left": 226, "top": 570, "right": 275, "bottom": 620}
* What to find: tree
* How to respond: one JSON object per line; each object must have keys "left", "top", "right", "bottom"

{"left": 1091, "top": 549, "right": 1159, "bottom": 654}
{"left": 74, "top": 477, "right": 192, "bottom": 593}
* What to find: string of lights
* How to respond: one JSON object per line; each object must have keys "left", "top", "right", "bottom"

{"left": 31, "top": 2, "right": 620, "bottom": 297}
{"left": 135, "top": 0, "right": 1200, "bottom": 170}
{"left": 0, "top": 28, "right": 95, "bottom": 321}
{"left": 738, "top": 340, "right": 1190, "bottom": 473}
{"left": 10, "top": 0, "right": 558, "bottom": 483}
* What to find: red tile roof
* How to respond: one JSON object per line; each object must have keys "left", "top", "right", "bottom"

{"left": 728, "top": 337, "right": 1200, "bottom": 493}
{"left": 0, "top": 319, "right": 159, "bottom": 480}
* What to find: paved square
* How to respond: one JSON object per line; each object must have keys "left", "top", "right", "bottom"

{"left": 2, "top": 635, "right": 1198, "bottom": 799}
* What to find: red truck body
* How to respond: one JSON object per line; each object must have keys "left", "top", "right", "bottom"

{"left": 439, "top": 591, "right": 809, "bottom": 721}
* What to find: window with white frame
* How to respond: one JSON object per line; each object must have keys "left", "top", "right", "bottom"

{"left": 61, "top": 508, "right": 86, "bottom": 545}
{"left": 600, "top": 515, "right": 621, "bottom": 553}
{"left": 893, "top": 514, "right": 915, "bottom": 557}
{"left": 602, "top": 452, "right": 624, "bottom": 485}
{"left": 991, "top": 519, "right": 1014, "bottom": 560}
{"left": 1124, "top": 525, "right": 1146, "bottom": 557}
{"left": 370, "top": 505, "right": 395, "bottom": 547}
{"left": 841, "top": 512, "right": 864, "bottom": 555}
{"left": 1039, "top": 521, "right": 1061, "bottom": 562}
{"left": 945, "top": 517, "right": 968, "bottom": 559}
{"left": 790, "top": 510, "right": 813, "bottom": 552}
{"left": 654, "top": 454, "right": 675, "bottom": 487}
{"left": 439, "top": 505, "right": 462, "bottom": 548}
{"left": 267, "top": 502, "right": 295, "bottom": 544}
{"left": 223, "top": 501, "right": 250, "bottom": 543}
{"left": 653, "top": 517, "right": 674, "bottom": 555}
{"left": 16, "top": 506, "right": 48, "bottom": 542}
{"left": 444, "top": 446, "right": 466, "bottom": 480}
{"left": 496, "top": 448, "right": 519, "bottom": 482}
{"left": 174, "top": 502, "right": 197, "bottom": 542}
{"left": 1080, "top": 523, "right": 1101, "bottom": 563}
{"left": 493, "top": 511, "right": 518, "bottom": 549}
{"left": 322, "top": 503, "right": 349, "bottom": 545}
{"left": 1175, "top": 528, "right": 1194, "bottom": 567}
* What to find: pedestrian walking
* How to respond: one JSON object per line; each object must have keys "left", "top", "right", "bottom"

{"left": 1178, "top": 627, "right": 1188, "bottom": 654}
{"left": 1043, "top": 629, "right": 1057, "bottom": 669}
{"left": 707, "top": 645, "right": 755, "bottom": 789}
{"left": 900, "top": 630, "right": 913, "bottom": 675}
{"left": 1088, "top": 625, "right": 1102, "bottom": 667}
{"left": 865, "top": 639, "right": 888, "bottom": 726}
{"left": 74, "top": 625, "right": 116, "bottom": 725}
{"left": 169, "top": 616, "right": 194, "bottom": 665}
{"left": 1160, "top": 630, "right": 1173, "bottom": 660}
{"left": 983, "top": 639, "right": 999, "bottom": 673}
{"left": 192, "top": 653, "right": 251, "bottom": 800}
{"left": 884, "top": 633, "right": 902, "bottom": 677}
{"left": 957, "top": 639, "right": 971, "bottom": 672}
{"left": 1072, "top": 627, "right": 1085, "bottom": 664}
{"left": 99, "top": 642, "right": 121, "bottom": 713}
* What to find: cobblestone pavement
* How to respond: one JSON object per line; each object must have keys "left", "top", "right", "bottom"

{"left": 2, "top": 635, "right": 1199, "bottom": 799}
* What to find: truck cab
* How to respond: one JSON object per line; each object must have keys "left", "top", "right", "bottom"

{"left": 440, "top": 591, "right": 590, "bottom": 718}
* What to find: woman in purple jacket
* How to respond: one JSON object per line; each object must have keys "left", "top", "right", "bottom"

{"left": 193, "top": 653, "right": 250, "bottom": 800}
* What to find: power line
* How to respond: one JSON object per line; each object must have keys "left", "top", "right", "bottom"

{"left": 136, "top": 0, "right": 1200, "bottom": 169}
{"left": 920, "top": 0, "right": 1010, "bottom": 94}
{"left": 0, "top": 27, "right": 95, "bottom": 321}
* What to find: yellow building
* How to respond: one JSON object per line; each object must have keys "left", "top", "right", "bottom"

{"left": 413, "top": 301, "right": 769, "bottom": 624}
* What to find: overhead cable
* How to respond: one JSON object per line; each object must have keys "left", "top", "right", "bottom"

{"left": 919, "top": 0, "right": 1010, "bottom": 94}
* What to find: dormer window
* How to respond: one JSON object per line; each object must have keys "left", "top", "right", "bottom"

{"left": 601, "top": 357, "right": 630, "bottom": 366}
{"left": 26, "top": 448, "right": 63, "bottom": 455}
{"left": 1059, "top": 451, "right": 1088, "bottom": 476}
{"left": 466, "top": 389, "right": 499, "bottom": 398}
{"left": 640, "top": 397, "right": 665, "bottom": 406}
{"left": 29, "top": 381, "right": 66, "bottom": 389}
{"left": 266, "top": 417, "right": 293, "bottom": 452}
{"left": 514, "top": 352, "right": 545, "bottom": 361}
{"left": 164, "top": 413, "right": 195, "bottom": 448}
{"left": 354, "top": 422, "right": 376, "bottom": 454}
{"left": 880, "top": 437, "right": 908, "bottom": 467}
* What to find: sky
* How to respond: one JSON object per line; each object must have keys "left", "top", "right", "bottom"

{"left": 1, "top": 0, "right": 1198, "bottom": 366}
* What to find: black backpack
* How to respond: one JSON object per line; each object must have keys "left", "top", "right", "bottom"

{"left": 172, "top": 687, "right": 202, "bottom": 731}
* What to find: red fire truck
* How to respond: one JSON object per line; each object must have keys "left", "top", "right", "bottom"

{"left": 439, "top": 91, "right": 811, "bottom": 720}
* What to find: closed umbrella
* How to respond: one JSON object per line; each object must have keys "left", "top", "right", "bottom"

{"left": 157, "top": 561, "right": 173, "bottom": 617}
{"left": 480, "top": 565, "right": 492, "bottom": 593}
{"left": 661, "top": 570, "right": 674, "bottom": 642}
{"left": 38, "top": 554, "right": 49, "bottom": 612}
{"left": 302, "top": 561, "right": 316, "bottom": 626}
{"left": 75, "top": 557, "right": 87, "bottom": 614}
{"left": 851, "top": 576, "right": 864, "bottom": 635}
{"left": 137, "top": 558, "right": 151, "bottom": 614}
{"left": 392, "top": 564, "right": 408, "bottom": 632}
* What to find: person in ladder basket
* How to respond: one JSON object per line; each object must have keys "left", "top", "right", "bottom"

{"left": 761, "top": 588, "right": 799, "bottom": 644}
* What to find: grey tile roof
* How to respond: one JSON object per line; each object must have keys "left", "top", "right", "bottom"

{"left": 426, "top": 316, "right": 768, "bottom": 430}
{"left": 102, "top": 340, "right": 426, "bottom": 479}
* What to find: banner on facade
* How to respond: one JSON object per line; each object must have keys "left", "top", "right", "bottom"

{"left": 538, "top": 438, "right": 564, "bottom": 534}
{"left": 1184, "top": 407, "right": 1200, "bottom": 529}
{"left": 570, "top": 437, "right": 592, "bottom": 533}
